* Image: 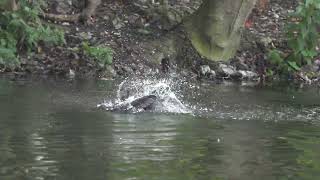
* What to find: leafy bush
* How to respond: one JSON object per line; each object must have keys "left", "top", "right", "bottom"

{"left": 267, "top": 50, "right": 301, "bottom": 77}
{"left": 0, "top": 0, "right": 65, "bottom": 69}
{"left": 82, "top": 42, "right": 113, "bottom": 67}
{"left": 268, "top": 0, "right": 320, "bottom": 77}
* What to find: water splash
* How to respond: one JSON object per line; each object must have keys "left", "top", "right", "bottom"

{"left": 98, "top": 77, "right": 191, "bottom": 114}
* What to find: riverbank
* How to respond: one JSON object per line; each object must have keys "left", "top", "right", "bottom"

{"left": 1, "top": 0, "right": 319, "bottom": 85}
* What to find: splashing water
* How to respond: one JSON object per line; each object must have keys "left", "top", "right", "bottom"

{"left": 98, "top": 78, "right": 191, "bottom": 114}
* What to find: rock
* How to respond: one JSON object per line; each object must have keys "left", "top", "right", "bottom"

{"left": 122, "top": 66, "right": 134, "bottom": 74}
{"left": 259, "top": 37, "right": 273, "bottom": 47}
{"left": 127, "top": 14, "right": 140, "bottom": 24}
{"left": 209, "top": 70, "right": 216, "bottom": 78}
{"left": 200, "top": 65, "right": 216, "bottom": 79}
{"left": 238, "top": 70, "right": 258, "bottom": 80}
{"left": 237, "top": 62, "right": 250, "bottom": 71}
{"left": 217, "top": 64, "right": 237, "bottom": 77}
{"left": 245, "top": 71, "right": 259, "bottom": 80}
{"left": 61, "top": 22, "right": 70, "bottom": 26}
{"left": 68, "top": 69, "right": 75, "bottom": 78}
{"left": 112, "top": 17, "right": 125, "bottom": 29}
{"left": 298, "top": 72, "right": 312, "bottom": 84}
{"left": 102, "top": 16, "right": 110, "bottom": 21}
{"left": 238, "top": 70, "right": 248, "bottom": 78}
{"left": 301, "top": 63, "right": 320, "bottom": 74}
{"left": 233, "top": 58, "right": 249, "bottom": 70}
{"left": 180, "top": 70, "right": 198, "bottom": 80}
{"left": 200, "top": 65, "right": 211, "bottom": 76}
{"left": 78, "top": 32, "right": 93, "bottom": 40}
{"left": 104, "top": 65, "right": 117, "bottom": 78}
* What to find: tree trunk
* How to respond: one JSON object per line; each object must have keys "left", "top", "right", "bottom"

{"left": 41, "top": 0, "right": 101, "bottom": 23}
{"left": 186, "top": 0, "right": 257, "bottom": 61}
{"left": 0, "top": 0, "right": 18, "bottom": 11}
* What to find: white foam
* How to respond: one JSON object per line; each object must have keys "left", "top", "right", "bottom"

{"left": 98, "top": 77, "right": 192, "bottom": 114}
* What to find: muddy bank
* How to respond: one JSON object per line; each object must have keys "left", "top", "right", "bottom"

{"left": 1, "top": 0, "right": 319, "bottom": 84}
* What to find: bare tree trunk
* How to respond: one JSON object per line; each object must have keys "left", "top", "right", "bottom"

{"left": 41, "top": 0, "right": 101, "bottom": 23}
{"left": 10, "top": 0, "right": 18, "bottom": 11}
{"left": 80, "top": 0, "right": 101, "bottom": 22}
{"left": 186, "top": 0, "right": 257, "bottom": 61}
{"left": 0, "top": 0, "right": 18, "bottom": 11}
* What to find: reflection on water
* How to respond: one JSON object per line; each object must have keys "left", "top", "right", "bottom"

{"left": 0, "top": 79, "right": 319, "bottom": 180}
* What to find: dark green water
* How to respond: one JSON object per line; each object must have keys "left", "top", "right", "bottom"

{"left": 0, "top": 79, "right": 320, "bottom": 180}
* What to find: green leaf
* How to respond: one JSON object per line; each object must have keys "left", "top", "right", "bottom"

{"left": 82, "top": 43, "right": 113, "bottom": 66}
{"left": 268, "top": 50, "right": 283, "bottom": 65}
{"left": 266, "top": 69, "right": 274, "bottom": 77}
{"left": 287, "top": 61, "right": 301, "bottom": 71}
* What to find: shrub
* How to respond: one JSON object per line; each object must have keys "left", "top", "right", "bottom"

{"left": 0, "top": 0, "right": 65, "bottom": 69}
{"left": 268, "top": 0, "right": 320, "bottom": 78}
{"left": 82, "top": 42, "right": 113, "bottom": 67}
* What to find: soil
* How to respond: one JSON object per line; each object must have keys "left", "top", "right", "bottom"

{"left": 3, "top": 0, "right": 317, "bottom": 84}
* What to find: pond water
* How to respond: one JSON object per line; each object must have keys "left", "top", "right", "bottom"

{"left": 0, "top": 77, "right": 320, "bottom": 180}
